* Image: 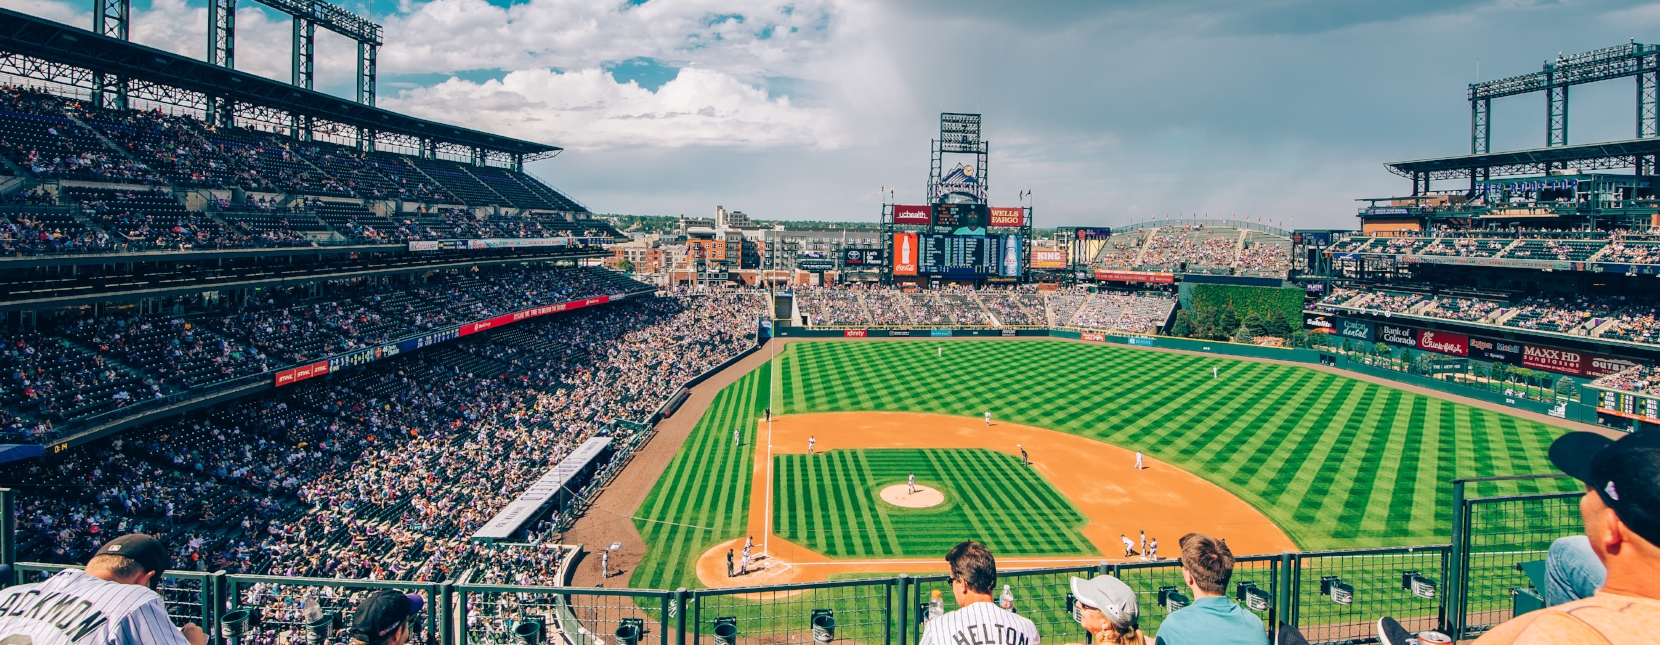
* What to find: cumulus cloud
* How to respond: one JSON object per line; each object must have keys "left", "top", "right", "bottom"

{"left": 381, "top": 66, "right": 841, "bottom": 150}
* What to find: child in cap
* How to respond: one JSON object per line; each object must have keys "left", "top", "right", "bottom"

{"left": 1067, "top": 575, "right": 1146, "bottom": 645}
{"left": 351, "top": 589, "right": 425, "bottom": 645}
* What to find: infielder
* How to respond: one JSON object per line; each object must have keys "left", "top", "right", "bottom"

{"left": 984, "top": 411, "right": 991, "bottom": 426}
{"left": 1135, "top": 451, "right": 1143, "bottom": 470}
{"left": 1147, "top": 538, "right": 1159, "bottom": 560}
{"left": 601, "top": 550, "right": 609, "bottom": 579}
{"left": 808, "top": 436, "right": 816, "bottom": 455}
{"left": 908, "top": 473, "right": 917, "bottom": 494}
{"left": 1139, "top": 531, "right": 1147, "bottom": 559}
{"left": 1018, "top": 445, "right": 1028, "bottom": 466}
{"left": 1120, "top": 534, "right": 1134, "bottom": 558}
{"left": 0, "top": 533, "right": 209, "bottom": 645}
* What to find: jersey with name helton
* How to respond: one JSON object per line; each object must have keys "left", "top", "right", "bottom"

{"left": 918, "top": 601, "right": 1039, "bottom": 645}
{"left": 0, "top": 569, "right": 189, "bottom": 645}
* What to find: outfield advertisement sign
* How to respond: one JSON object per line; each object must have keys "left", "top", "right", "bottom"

{"left": 893, "top": 233, "right": 919, "bottom": 275}
{"left": 988, "top": 207, "right": 1025, "bottom": 227}
{"left": 1094, "top": 270, "right": 1175, "bottom": 284}
{"left": 1469, "top": 336, "right": 1523, "bottom": 364}
{"left": 1304, "top": 313, "right": 1336, "bottom": 333}
{"left": 842, "top": 248, "right": 883, "bottom": 266}
{"left": 1335, "top": 318, "right": 1375, "bottom": 342}
{"left": 273, "top": 361, "right": 331, "bottom": 387}
{"left": 1380, "top": 324, "right": 1418, "bottom": 348}
{"left": 1585, "top": 354, "right": 1645, "bottom": 379}
{"left": 1417, "top": 330, "right": 1467, "bottom": 357}
{"left": 1523, "top": 344, "right": 1584, "bottom": 376}
{"left": 843, "top": 330, "right": 867, "bottom": 337}
{"left": 893, "top": 205, "right": 931, "bottom": 225}
{"left": 1030, "top": 248, "right": 1067, "bottom": 269}
{"left": 1081, "top": 332, "right": 1106, "bottom": 342}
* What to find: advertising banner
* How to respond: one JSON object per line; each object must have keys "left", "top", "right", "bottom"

{"left": 1584, "top": 353, "right": 1645, "bottom": 380}
{"left": 893, "top": 205, "right": 932, "bottom": 225}
{"left": 1416, "top": 329, "right": 1468, "bottom": 357}
{"left": 1304, "top": 313, "right": 1336, "bottom": 333}
{"left": 999, "top": 235, "right": 1023, "bottom": 277}
{"left": 989, "top": 207, "right": 1025, "bottom": 227}
{"left": 1093, "top": 270, "right": 1175, "bottom": 284}
{"left": 843, "top": 330, "right": 868, "bottom": 338}
{"left": 408, "top": 241, "right": 442, "bottom": 251}
{"left": 1469, "top": 336, "right": 1523, "bottom": 364}
{"left": 1030, "top": 248, "right": 1067, "bottom": 269}
{"left": 1081, "top": 332, "right": 1106, "bottom": 342}
{"left": 893, "top": 233, "right": 919, "bottom": 275}
{"left": 398, "top": 328, "right": 460, "bottom": 353}
{"left": 1335, "top": 317, "right": 1375, "bottom": 342}
{"left": 330, "top": 343, "right": 401, "bottom": 373}
{"left": 274, "top": 361, "right": 330, "bottom": 387}
{"left": 1075, "top": 228, "right": 1113, "bottom": 240}
{"left": 1523, "top": 344, "right": 1584, "bottom": 376}
{"left": 929, "top": 329, "right": 952, "bottom": 337}
{"left": 842, "top": 248, "right": 883, "bottom": 266}
{"left": 1379, "top": 323, "right": 1418, "bottom": 348}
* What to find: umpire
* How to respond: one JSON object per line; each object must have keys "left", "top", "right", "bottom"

{"left": 0, "top": 533, "right": 208, "bottom": 645}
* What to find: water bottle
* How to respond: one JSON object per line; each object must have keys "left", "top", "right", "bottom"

{"left": 929, "top": 589, "right": 945, "bottom": 621}
{"left": 1000, "top": 585, "right": 1014, "bottom": 611}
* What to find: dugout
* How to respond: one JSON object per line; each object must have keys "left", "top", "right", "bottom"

{"left": 471, "top": 437, "right": 614, "bottom": 544}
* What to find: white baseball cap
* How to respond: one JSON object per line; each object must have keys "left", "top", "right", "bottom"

{"left": 1070, "top": 576, "right": 1139, "bottom": 626}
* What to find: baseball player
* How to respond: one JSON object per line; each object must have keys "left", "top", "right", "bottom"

{"left": 938, "top": 347, "right": 942, "bottom": 357}
{"left": 601, "top": 550, "right": 609, "bottom": 579}
{"left": 0, "top": 533, "right": 209, "bottom": 645}
{"left": 908, "top": 473, "right": 917, "bottom": 494}
{"left": 733, "top": 429, "right": 741, "bottom": 447}
{"left": 916, "top": 542, "right": 1038, "bottom": 645}
{"left": 764, "top": 407, "right": 771, "bottom": 423}
{"left": 726, "top": 548, "right": 734, "bottom": 577}
{"left": 1019, "top": 445, "right": 1028, "bottom": 466}
{"left": 1121, "top": 534, "right": 1134, "bottom": 558}
{"left": 744, "top": 535, "right": 753, "bottom": 551}
{"left": 1213, "top": 366, "right": 1219, "bottom": 379}
{"left": 1147, "top": 537, "right": 1159, "bottom": 560}
{"left": 984, "top": 411, "right": 991, "bottom": 426}
{"left": 1139, "top": 531, "right": 1147, "bottom": 559}
{"left": 740, "top": 543, "right": 751, "bottom": 575}
{"left": 808, "top": 436, "right": 816, "bottom": 455}
{"left": 1135, "top": 451, "right": 1143, "bottom": 470}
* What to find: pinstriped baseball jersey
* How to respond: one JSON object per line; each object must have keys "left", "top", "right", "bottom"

{"left": 0, "top": 569, "right": 190, "bottom": 645}
{"left": 918, "top": 600, "right": 1040, "bottom": 645}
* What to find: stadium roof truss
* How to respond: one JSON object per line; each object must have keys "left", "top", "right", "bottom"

{"left": 1385, "top": 137, "right": 1660, "bottom": 181}
{"left": 0, "top": 8, "right": 561, "bottom": 167}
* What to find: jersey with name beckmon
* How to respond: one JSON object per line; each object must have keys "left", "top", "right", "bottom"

{"left": 918, "top": 601, "right": 1040, "bottom": 645}
{"left": 0, "top": 569, "right": 189, "bottom": 645}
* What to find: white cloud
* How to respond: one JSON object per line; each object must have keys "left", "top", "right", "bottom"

{"left": 381, "top": 66, "right": 841, "bottom": 150}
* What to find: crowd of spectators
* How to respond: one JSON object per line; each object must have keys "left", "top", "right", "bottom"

{"left": 1317, "top": 288, "right": 1660, "bottom": 344}
{"left": 793, "top": 285, "right": 1175, "bottom": 332}
{"left": 1593, "top": 365, "right": 1660, "bottom": 397}
{"left": 1, "top": 286, "right": 767, "bottom": 588}
{"left": 1139, "top": 227, "right": 1237, "bottom": 270}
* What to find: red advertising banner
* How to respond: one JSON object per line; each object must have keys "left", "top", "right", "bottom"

{"left": 1081, "top": 332, "right": 1106, "bottom": 342}
{"left": 893, "top": 205, "right": 931, "bottom": 225}
{"left": 989, "top": 207, "right": 1024, "bottom": 227}
{"left": 275, "top": 361, "right": 331, "bottom": 388}
{"left": 1416, "top": 329, "right": 1467, "bottom": 356}
{"left": 1093, "top": 270, "right": 1175, "bottom": 284}
{"left": 843, "top": 330, "right": 868, "bottom": 338}
{"left": 1030, "top": 248, "right": 1067, "bottom": 269}
{"left": 1584, "top": 353, "right": 1644, "bottom": 379}
{"left": 1522, "top": 344, "right": 1584, "bottom": 376}
{"left": 893, "top": 233, "right": 919, "bottom": 275}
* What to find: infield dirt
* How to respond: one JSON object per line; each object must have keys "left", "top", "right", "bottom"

{"left": 694, "top": 411, "right": 1295, "bottom": 588}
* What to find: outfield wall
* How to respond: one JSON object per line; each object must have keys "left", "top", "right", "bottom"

{"left": 772, "top": 326, "right": 1601, "bottom": 425}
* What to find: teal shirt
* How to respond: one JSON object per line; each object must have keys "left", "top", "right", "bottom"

{"left": 1153, "top": 596, "right": 1267, "bottom": 645}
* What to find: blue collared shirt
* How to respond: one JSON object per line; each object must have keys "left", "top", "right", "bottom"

{"left": 1153, "top": 596, "right": 1267, "bottom": 645}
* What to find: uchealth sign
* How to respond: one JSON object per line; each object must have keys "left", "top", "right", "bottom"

{"left": 1523, "top": 344, "right": 1584, "bottom": 376}
{"left": 1417, "top": 330, "right": 1468, "bottom": 357}
{"left": 893, "top": 205, "right": 931, "bottom": 225}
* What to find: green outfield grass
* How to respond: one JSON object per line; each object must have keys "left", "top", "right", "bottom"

{"left": 632, "top": 340, "right": 1576, "bottom": 590}
{"left": 773, "top": 448, "right": 1094, "bottom": 558}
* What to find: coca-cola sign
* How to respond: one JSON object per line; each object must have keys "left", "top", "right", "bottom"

{"left": 1417, "top": 330, "right": 1468, "bottom": 356}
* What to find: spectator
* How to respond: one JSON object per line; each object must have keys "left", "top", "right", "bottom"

{"left": 1544, "top": 535, "right": 1605, "bottom": 606}
{"left": 349, "top": 590, "right": 424, "bottom": 645}
{"left": 1153, "top": 533, "right": 1266, "bottom": 645}
{"left": 1066, "top": 575, "right": 1146, "bottom": 645}
{"left": 0, "top": 533, "right": 208, "bottom": 645}
{"left": 917, "top": 541, "right": 1040, "bottom": 645}
{"left": 1472, "top": 430, "right": 1660, "bottom": 644}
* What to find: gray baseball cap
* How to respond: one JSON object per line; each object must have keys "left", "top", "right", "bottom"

{"left": 1070, "top": 576, "right": 1138, "bottom": 626}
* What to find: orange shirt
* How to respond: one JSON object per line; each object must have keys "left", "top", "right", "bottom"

{"left": 1474, "top": 591, "right": 1660, "bottom": 645}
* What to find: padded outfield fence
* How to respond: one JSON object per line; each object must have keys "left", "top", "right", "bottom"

{"left": 0, "top": 476, "right": 1585, "bottom": 645}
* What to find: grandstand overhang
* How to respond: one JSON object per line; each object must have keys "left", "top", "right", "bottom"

{"left": 1385, "top": 138, "right": 1660, "bottom": 181}
{"left": 0, "top": 8, "right": 562, "bottom": 162}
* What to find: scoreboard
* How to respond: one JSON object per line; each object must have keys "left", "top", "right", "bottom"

{"left": 919, "top": 235, "right": 993, "bottom": 275}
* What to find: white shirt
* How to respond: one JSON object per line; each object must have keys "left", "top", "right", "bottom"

{"left": 919, "top": 600, "right": 1038, "bottom": 645}
{"left": 0, "top": 569, "right": 189, "bottom": 645}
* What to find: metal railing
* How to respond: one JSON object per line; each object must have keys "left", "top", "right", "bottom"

{"left": 0, "top": 480, "right": 1589, "bottom": 645}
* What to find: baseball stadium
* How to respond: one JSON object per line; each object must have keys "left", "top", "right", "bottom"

{"left": 0, "top": 3, "right": 1651, "bottom": 645}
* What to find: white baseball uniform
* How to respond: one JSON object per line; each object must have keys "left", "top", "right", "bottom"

{"left": 808, "top": 437, "right": 815, "bottom": 454}
{"left": 734, "top": 429, "right": 740, "bottom": 446}
{"left": 908, "top": 474, "right": 916, "bottom": 494}
{"left": 1121, "top": 535, "right": 1134, "bottom": 557}
{"left": 1135, "top": 452, "right": 1143, "bottom": 470}
{"left": 917, "top": 600, "right": 1038, "bottom": 645}
{"left": 0, "top": 569, "right": 191, "bottom": 645}
{"left": 984, "top": 412, "right": 991, "bottom": 426}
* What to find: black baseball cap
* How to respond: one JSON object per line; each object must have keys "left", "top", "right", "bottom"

{"left": 351, "top": 590, "right": 425, "bottom": 641}
{"left": 1549, "top": 430, "right": 1660, "bottom": 544}
{"left": 93, "top": 534, "right": 169, "bottom": 574}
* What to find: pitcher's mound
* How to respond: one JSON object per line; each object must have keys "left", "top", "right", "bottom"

{"left": 880, "top": 484, "right": 944, "bottom": 508}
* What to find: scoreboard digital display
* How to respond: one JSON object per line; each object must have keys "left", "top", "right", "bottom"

{"left": 919, "top": 234, "right": 994, "bottom": 275}
{"left": 932, "top": 203, "right": 989, "bottom": 232}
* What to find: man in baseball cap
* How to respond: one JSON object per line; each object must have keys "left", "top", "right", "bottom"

{"left": 349, "top": 589, "right": 425, "bottom": 645}
{"left": 1472, "top": 430, "right": 1660, "bottom": 644}
{"left": 0, "top": 533, "right": 207, "bottom": 645}
{"left": 1066, "top": 576, "right": 1145, "bottom": 645}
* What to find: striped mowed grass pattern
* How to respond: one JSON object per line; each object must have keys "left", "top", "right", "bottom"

{"left": 775, "top": 340, "right": 1576, "bottom": 550}
{"left": 773, "top": 448, "right": 1094, "bottom": 558}
{"left": 631, "top": 362, "right": 769, "bottom": 591}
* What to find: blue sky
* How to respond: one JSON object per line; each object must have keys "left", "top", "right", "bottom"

{"left": 6, "top": 0, "right": 1659, "bottom": 228}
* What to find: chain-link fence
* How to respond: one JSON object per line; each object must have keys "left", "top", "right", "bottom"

{"left": 458, "top": 584, "right": 672, "bottom": 645}
{"left": 1290, "top": 547, "right": 1447, "bottom": 645}
{"left": 692, "top": 578, "right": 893, "bottom": 645}
{"left": 1449, "top": 475, "right": 1585, "bottom": 640}
{"left": 1116, "top": 555, "right": 1278, "bottom": 639}
{"left": 10, "top": 562, "right": 217, "bottom": 633}
{"left": 225, "top": 574, "right": 444, "bottom": 645}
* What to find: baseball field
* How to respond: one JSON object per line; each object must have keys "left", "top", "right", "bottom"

{"left": 630, "top": 339, "right": 1577, "bottom": 591}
